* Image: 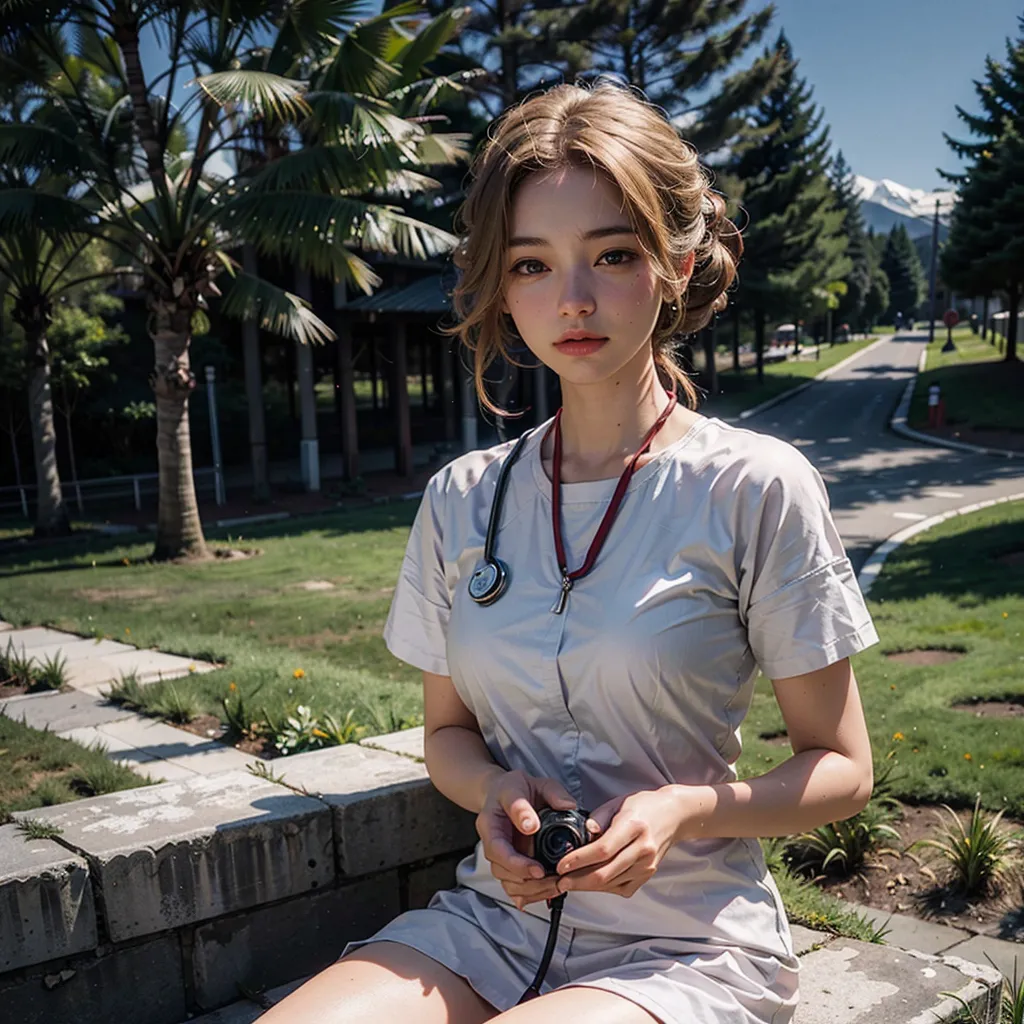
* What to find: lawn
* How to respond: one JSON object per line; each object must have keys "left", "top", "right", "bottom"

{"left": 740, "top": 497, "right": 1024, "bottom": 818}
{"left": 702, "top": 334, "right": 881, "bottom": 419}
{"left": 907, "top": 324, "right": 1024, "bottom": 442}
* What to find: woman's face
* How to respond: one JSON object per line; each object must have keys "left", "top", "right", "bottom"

{"left": 501, "top": 165, "right": 691, "bottom": 387}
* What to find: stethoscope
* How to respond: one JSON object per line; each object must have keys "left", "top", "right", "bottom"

{"left": 466, "top": 426, "right": 538, "bottom": 606}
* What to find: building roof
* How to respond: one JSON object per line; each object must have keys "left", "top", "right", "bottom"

{"left": 344, "top": 273, "right": 452, "bottom": 315}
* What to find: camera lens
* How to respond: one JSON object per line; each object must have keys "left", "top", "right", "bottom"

{"left": 534, "top": 809, "right": 589, "bottom": 873}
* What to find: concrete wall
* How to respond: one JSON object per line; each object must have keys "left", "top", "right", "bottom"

{"left": 0, "top": 730, "right": 477, "bottom": 1024}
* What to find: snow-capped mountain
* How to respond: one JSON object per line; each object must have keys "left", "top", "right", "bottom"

{"left": 854, "top": 175, "right": 956, "bottom": 239}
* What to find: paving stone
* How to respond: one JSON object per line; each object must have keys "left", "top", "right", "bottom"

{"left": 360, "top": 725, "right": 425, "bottom": 761}
{"left": 941, "top": 934, "right": 1024, "bottom": 984}
{"left": 181, "top": 978, "right": 309, "bottom": 1024}
{"left": 0, "top": 689, "right": 134, "bottom": 733}
{"left": 56, "top": 724, "right": 161, "bottom": 767}
{"left": 275, "top": 743, "right": 477, "bottom": 877}
{"left": 190, "top": 873, "right": 400, "bottom": 1010}
{"left": 0, "top": 824, "right": 96, "bottom": 972}
{"left": 88, "top": 718, "right": 255, "bottom": 774}
{"left": 11, "top": 771, "right": 334, "bottom": 941}
{"left": 68, "top": 650, "right": 215, "bottom": 691}
{"left": 847, "top": 903, "right": 974, "bottom": 955}
{"left": 0, "top": 627, "right": 84, "bottom": 651}
{"left": 792, "top": 938, "right": 1002, "bottom": 1024}
{"left": 136, "top": 759, "right": 203, "bottom": 783}
{"left": 0, "top": 932, "right": 185, "bottom": 1024}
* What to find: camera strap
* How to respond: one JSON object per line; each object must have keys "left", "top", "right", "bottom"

{"left": 515, "top": 893, "right": 566, "bottom": 1004}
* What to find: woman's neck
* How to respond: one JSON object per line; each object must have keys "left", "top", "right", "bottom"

{"left": 543, "top": 355, "right": 698, "bottom": 483}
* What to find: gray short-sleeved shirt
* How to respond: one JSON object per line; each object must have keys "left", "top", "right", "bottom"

{"left": 383, "top": 414, "right": 879, "bottom": 961}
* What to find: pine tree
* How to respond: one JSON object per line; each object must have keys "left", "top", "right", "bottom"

{"left": 880, "top": 225, "right": 925, "bottom": 323}
{"left": 728, "top": 34, "right": 849, "bottom": 378}
{"left": 555, "top": 0, "right": 785, "bottom": 153}
{"left": 829, "top": 151, "right": 871, "bottom": 333}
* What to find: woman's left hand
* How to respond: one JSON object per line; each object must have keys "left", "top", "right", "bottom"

{"left": 554, "top": 786, "right": 703, "bottom": 898}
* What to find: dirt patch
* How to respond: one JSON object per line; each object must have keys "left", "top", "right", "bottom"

{"left": 951, "top": 697, "right": 1024, "bottom": 719}
{"left": 213, "top": 547, "right": 261, "bottom": 561}
{"left": 812, "top": 801, "right": 1024, "bottom": 942}
{"left": 175, "top": 713, "right": 279, "bottom": 759}
{"left": 76, "top": 587, "right": 162, "bottom": 602}
{"left": 289, "top": 580, "right": 338, "bottom": 592}
{"left": 759, "top": 730, "right": 790, "bottom": 746}
{"left": 885, "top": 648, "right": 965, "bottom": 666}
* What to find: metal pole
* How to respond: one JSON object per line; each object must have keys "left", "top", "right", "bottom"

{"left": 205, "top": 365, "right": 226, "bottom": 506}
{"left": 927, "top": 198, "right": 940, "bottom": 345}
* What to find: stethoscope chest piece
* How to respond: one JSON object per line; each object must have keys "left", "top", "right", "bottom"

{"left": 468, "top": 558, "right": 509, "bottom": 605}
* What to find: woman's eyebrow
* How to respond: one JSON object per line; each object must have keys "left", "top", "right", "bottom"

{"left": 508, "top": 225, "right": 635, "bottom": 248}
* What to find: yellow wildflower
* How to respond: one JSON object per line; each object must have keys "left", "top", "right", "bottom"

{"left": 122, "top": 557, "right": 130, "bottom": 566}
{"left": 963, "top": 752, "right": 972, "bottom": 761}
{"left": 312, "top": 728, "right": 328, "bottom": 739}
{"left": 890, "top": 684, "right": 897, "bottom": 691}
{"left": 892, "top": 732, "right": 905, "bottom": 742}
{"left": 229, "top": 682, "right": 237, "bottom": 692}
{"left": 124, "top": 627, "right": 131, "bottom": 635}
{"left": 1003, "top": 612, "right": 1009, "bottom": 618}
{"left": 188, "top": 663, "right": 196, "bottom": 673}
{"left": 293, "top": 668, "right": 306, "bottom": 679}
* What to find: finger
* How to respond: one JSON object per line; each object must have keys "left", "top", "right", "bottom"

{"left": 585, "top": 795, "right": 623, "bottom": 836}
{"left": 561, "top": 841, "right": 643, "bottom": 892}
{"left": 501, "top": 878, "right": 563, "bottom": 901}
{"left": 556, "top": 821, "right": 636, "bottom": 875}
{"left": 535, "top": 777, "right": 577, "bottom": 811}
{"left": 504, "top": 794, "right": 541, "bottom": 836}
{"left": 490, "top": 860, "right": 546, "bottom": 884}
{"left": 483, "top": 831, "right": 546, "bottom": 878}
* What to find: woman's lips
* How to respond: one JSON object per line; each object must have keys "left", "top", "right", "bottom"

{"left": 554, "top": 338, "right": 608, "bottom": 356}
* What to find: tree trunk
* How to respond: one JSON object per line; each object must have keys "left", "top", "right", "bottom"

{"left": 151, "top": 311, "right": 208, "bottom": 561}
{"left": 26, "top": 325, "right": 70, "bottom": 537}
{"left": 731, "top": 304, "right": 740, "bottom": 373}
{"left": 242, "top": 245, "right": 270, "bottom": 501}
{"left": 392, "top": 322, "right": 412, "bottom": 476}
{"left": 293, "top": 270, "right": 319, "bottom": 492}
{"left": 333, "top": 282, "right": 359, "bottom": 481}
{"left": 754, "top": 308, "right": 765, "bottom": 384}
{"left": 982, "top": 294, "right": 990, "bottom": 343}
{"left": 1007, "top": 280, "right": 1019, "bottom": 363}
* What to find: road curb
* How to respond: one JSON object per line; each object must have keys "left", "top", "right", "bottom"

{"left": 889, "top": 347, "right": 1024, "bottom": 459}
{"left": 736, "top": 334, "right": 891, "bottom": 421}
{"left": 856, "top": 490, "right": 1024, "bottom": 597}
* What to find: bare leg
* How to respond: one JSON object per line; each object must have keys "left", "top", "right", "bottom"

{"left": 493, "top": 987, "right": 659, "bottom": 1024}
{"left": 256, "top": 942, "right": 499, "bottom": 1024}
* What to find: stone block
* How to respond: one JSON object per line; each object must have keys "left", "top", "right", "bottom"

{"left": 849, "top": 903, "right": 974, "bottom": 956}
{"left": 191, "top": 872, "right": 401, "bottom": 1010}
{"left": 788, "top": 923, "right": 833, "bottom": 957}
{"left": 792, "top": 939, "right": 1003, "bottom": 1024}
{"left": 360, "top": 725, "right": 425, "bottom": 761}
{"left": 0, "top": 932, "right": 185, "bottom": 1024}
{"left": 0, "top": 824, "right": 97, "bottom": 971}
{"left": 1, "top": 689, "right": 135, "bottom": 733}
{"left": 406, "top": 852, "right": 470, "bottom": 910}
{"left": 275, "top": 744, "right": 477, "bottom": 877}
{"left": 941, "top": 934, "right": 1024, "bottom": 985}
{"left": 1, "top": 627, "right": 82, "bottom": 651}
{"left": 183, "top": 978, "right": 310, "bottom": 1024}
{"left": 69, "top": 649, "right": 214, "bottom": 691}
{"left": 11, "top": 771, "right": 333, "bottom": 942}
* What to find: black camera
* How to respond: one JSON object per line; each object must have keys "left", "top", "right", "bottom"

{"left": 533, "top": 807, "right": 593, "bottom": 875}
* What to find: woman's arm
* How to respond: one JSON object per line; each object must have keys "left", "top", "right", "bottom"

{"left": 672, "top": 656, "right": 874, "bottom": 841}
{"left": 421, "top": 670, "right": 506, "bottom": 814}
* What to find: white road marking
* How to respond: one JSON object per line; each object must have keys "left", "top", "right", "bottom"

{"left": 893, "top": 511, "right": 929, "bottom": 520}
{"left": 826, "top": 436, "right": 852, "bottom": 443}
{"left": 928, "top": 490, "right": 965, "bottom": 499}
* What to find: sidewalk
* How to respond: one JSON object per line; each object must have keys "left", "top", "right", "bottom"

{"left": 0, "top": 618, "right": 252, "bottom": 782}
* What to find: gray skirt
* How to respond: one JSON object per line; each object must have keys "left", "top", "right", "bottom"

{"left": 340, "top": 886, "right": 800, "bottom": 1024}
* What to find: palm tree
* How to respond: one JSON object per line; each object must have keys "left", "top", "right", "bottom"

{"left": 0, "top": 0, "right": 469, "bottom": 559}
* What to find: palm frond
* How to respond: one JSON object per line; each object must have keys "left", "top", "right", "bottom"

{"left": 357, "top": 206, "right": 457, "bottom": 260}
{"left": 217, "top": 268, "right": 336, "bottom": 346}
{"left": 0, "top": 123, "right": 101, "bottom": 177}
{"left": 412, "top": 130, "right": 473, "bottom": 168}
{"left": 195, "top": 69, "right": 310, "bottom": 121}
{"left": 0, "top": 188, "right": 96, "bottom": 242}
{"left": 387, "top": 5, "right": 469, "bottom": 87}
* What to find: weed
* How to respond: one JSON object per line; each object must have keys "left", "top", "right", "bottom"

{"left": 318, "top": 709, "right": 366, "bottom": 745}
{"left": 102, "top": 670, "right": 147, "bottom": 710}
{"left": 2, "top": 638, "right": 36, "bottom": 687}
{"left": 34, "top": 652, "right": 69, "bottom": 691}
{"left": 152, "top": 682, "right": 200, "bottom": 724}
{"left": 16, "top": 818, "right": 63, "bottom": 840}
{"left": 907, "top": 793, "right": 1024, "bottom": 896}
{"left": 222, "top": 682, "right": 266, "bottom": 742}
{"left": 360, "top": 696, "right": 423, "bottom": 735}
{"left": 70, "top": 757, "right": 141, "bottom": 797}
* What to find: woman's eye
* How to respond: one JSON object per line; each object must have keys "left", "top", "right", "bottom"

{"left": 510, "top": 250, "right": 637, "bottom": 275}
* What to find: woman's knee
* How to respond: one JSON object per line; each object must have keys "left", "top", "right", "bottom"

{"left": 255, "top": 940, "right": 497, "bottom": 1024}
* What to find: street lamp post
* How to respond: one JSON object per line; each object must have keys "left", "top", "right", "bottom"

{"left": 927, "top": 198, "right": 941, "bottom": 346}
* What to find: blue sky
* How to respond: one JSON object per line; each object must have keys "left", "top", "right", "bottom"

{"left": 765, "top": 0, "right": 1022, "bottom": 191}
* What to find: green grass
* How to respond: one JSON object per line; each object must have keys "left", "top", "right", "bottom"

{"left": 738, "top": 498, "right": 1024, "bottom": 817}
{"left": 0, "top": 713, "right": 155, "bottom": 818}
{"left": 908, "top": 325, "right": 1024, "bottom": 436}
{"left": 0, "top": 506, "right": 426, "bottom": 741}
{"left": 703, "top": 335, "right": 880, "bottom": 418}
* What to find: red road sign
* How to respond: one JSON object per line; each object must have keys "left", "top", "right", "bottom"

{"left": 943, "top": 309, "right": 960, "bottom": 328}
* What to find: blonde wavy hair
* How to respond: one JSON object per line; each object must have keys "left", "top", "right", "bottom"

{"left": 440, "top": 79, "right": 743, "bottom": 414}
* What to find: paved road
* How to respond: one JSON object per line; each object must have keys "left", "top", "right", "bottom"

{"left": 734, "top": 330, "right": 1024, "bottom": 572}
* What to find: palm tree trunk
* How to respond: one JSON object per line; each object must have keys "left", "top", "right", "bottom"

{"left": 151, "top": 315, "right": 208, "bottom": 560}
{"left": 241, "top": 245, "right": 269, "bottom": 500}
{"left": 26, "top": 325, "right": 70, "bottom": 538}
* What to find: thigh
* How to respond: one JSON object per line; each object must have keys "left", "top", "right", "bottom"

{"left": 256, "top": 941, "right": 499, "bottom": 1024}
{"left": 493, "top": 987, "right": 659, "bottom": 1024}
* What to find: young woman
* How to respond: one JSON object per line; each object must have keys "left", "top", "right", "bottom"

{"left": 263, "top": 80, "right": 879, "bottom": 1024}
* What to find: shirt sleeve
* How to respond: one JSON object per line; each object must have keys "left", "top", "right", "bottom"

{"left": 738, "top": 443, "right": 879, "bottom": 680}
{"left": 382, "top": 479, "right": 451, "bottom": 676}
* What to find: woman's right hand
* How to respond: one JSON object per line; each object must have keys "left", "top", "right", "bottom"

{"left": 477, "top": 769, "right": 578, "bottom": 910}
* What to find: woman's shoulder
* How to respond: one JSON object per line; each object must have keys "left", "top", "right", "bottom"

{"left": 422, "top": 434, "right": 528, "bottom": 504}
